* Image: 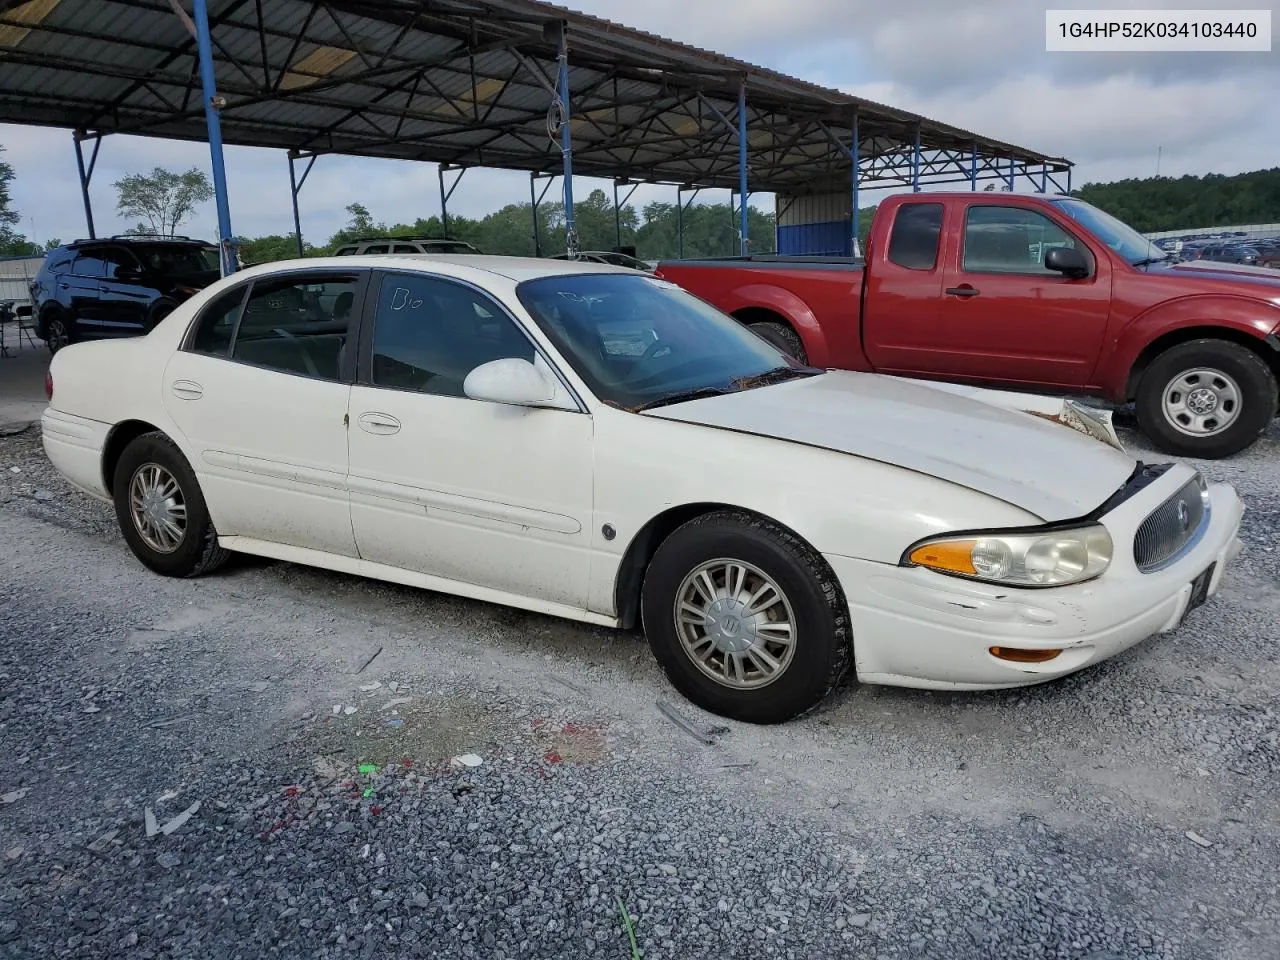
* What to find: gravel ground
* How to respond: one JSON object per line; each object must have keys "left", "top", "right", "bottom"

{"left": 0, "top": 417, "right": 1277, "bottom": 960}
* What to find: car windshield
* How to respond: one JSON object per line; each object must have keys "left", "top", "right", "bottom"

{"left": 515, "top": 273, "right": 818, "bottom": 409}
{"left": 134, "top": 244, "right": 220, "bottom": 277}
{"left": 1049, "top": 198, "right": 1167, "bottom": 265}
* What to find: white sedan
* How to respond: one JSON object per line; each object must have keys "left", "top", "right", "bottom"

{"left": 41, "top": 256, "right": 1245, "bottom": 723}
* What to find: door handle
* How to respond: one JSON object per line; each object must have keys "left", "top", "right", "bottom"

{"left": 171, "top": 379, "right": 203, "bottom": 400}
{"left": 358, "top": 412, "right": 401, "bottom": 435}
{"left": 946, "top": 286, "right": 980, "bottom": 298}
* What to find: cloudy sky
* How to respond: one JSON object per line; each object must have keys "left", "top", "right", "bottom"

{"left": 1, "top": 0, "right": 1275, "bottom": 247}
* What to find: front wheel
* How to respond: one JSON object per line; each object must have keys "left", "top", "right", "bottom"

{"left": 1134, "top": 339, "right": 1277, "bottom": 458}
{"left": 641, "top": 510, "right": 851, "bottom": 724}
{"left": 112, "top": 431, "right": 230, "bottom": 578}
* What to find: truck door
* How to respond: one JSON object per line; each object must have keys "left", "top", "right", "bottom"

{"left": 860, "top": 200, "right": 947, "bottom": 372}
{"left": 929, "top": 202, "right": 1112, "bottom": 389}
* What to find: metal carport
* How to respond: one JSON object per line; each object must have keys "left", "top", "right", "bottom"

{"left": 0, "top": 0, "right": 1073, "bottom": 271}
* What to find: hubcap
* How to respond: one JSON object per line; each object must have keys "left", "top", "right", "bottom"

{"left": 673, "top": 559, "right": 797, "bottom": 690}
{"left": 1161, "top": 368, "right": 1241, "bottom": 437}
{"left": 128, "top": 463, "right": 187, "bottom": 554}
{"left": 47, "top": 318, "right": 68, "bottom": 351}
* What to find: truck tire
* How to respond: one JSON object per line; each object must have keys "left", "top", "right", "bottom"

{"left": 1134, "top": 339, "right": 1277, "bottom": 459}
{"left": 749, "top": 321, "right": 808, "bottom": 364}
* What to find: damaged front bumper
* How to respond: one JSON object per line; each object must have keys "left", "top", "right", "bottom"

{"left": 824, "top": 463, "right": 1244, "bottom": 690}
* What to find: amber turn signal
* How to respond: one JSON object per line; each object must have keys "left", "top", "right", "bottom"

{"left": 908, "top": 540, "right": 977, "bottom": 575}
{"left": 989, "top": 646, "right": 1062, "bottom": 664}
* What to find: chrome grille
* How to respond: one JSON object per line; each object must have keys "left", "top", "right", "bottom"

{"left": 1133, "top": 475, "right": 1208, "bottom": 573}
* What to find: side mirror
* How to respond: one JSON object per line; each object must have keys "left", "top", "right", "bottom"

{"left": 1044, "top": 246, "right": 1090, "bottom": 279}
{"left": 463, "top": 357, "right": 572, "bottom": 409}
{"left": 114, "top": 266, "right": 143, "bottom": 282}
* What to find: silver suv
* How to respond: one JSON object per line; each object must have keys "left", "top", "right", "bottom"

{"left": 333, "top": 237, "right": 483, "bottom": 256}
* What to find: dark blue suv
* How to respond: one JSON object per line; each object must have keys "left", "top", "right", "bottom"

{"left": 30, "top": 236, "right": 220, "bottom": 354}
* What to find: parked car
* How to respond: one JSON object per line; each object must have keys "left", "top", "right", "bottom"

{"left": 40, "top": 255, "right": 1244, "bottom": 723}
{"left": 550, "top": 250, "right": 654, "bottom": 272}
{"left": 30, "top": 236, "right": 221, "bottom": 354}
{"left": 656, "top": 194, "right": 1280, "bottom": 459}
{"left": 333, "top": 237, "right": 483, "bottom": 256}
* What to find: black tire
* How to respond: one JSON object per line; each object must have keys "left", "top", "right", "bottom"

{"left": 43, "top": 310, "right": 74, "bottom": 355}
{"left": 640, "top": 510, "right": 851, "bottom": 724}
{"left": 146, "top": 298, "right": 179, "bottom": 331}
{"left": 749, "top": 321, "right": 808, "bottom": 364}
{"left": 111, "top": 431, "right": 230, "bottom": 578}
{"left": 1134, "top": 339, "right": 1278, "bottom": 459}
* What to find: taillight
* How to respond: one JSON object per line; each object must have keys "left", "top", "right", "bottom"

{"left": 44, "top": 370, "right": 53, "bottom": 401}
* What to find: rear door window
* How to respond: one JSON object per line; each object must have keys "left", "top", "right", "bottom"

{"left": 887, "top": 203, "right": 943, "bottom": 270}
{"left": 71, "top": 252, "right": 107, "bottom": 278}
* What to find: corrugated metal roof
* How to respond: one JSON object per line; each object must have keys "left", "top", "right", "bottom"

{"left": 0, "top": 0, "right": 1070, "bottom": 192}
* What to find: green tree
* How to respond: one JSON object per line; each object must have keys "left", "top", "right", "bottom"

{"left": 1074, "top": 167, "right": 1280, "bottom": 232}
{"left": 238, "top": 234, "right": 314, "bottom": 265}
{"left": 114, "top": 166, "right": 214, "bottom": 236}
{"left": 0, "top": 144, "right": 36, "bottom": 255}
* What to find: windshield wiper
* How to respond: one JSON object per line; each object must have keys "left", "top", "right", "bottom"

{"left": 731, "top": 365, "right": 823, "bottom": 390}
{"left": 1131, "top": 257, "right": 1167, "bottom": 268}
{"left": 630, "top": 386, "right": 733, "bottom": 411}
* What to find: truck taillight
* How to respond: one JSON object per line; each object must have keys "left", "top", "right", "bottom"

{"left": 44, "top": 371, "right": 52, "bottom": 401}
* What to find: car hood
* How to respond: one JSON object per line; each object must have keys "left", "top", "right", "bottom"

{"left": 644, "top": 371, "right": 1137, "bottom": 522}
{"left": 1149, "top": 258, "right": 1280, "bottom": 292}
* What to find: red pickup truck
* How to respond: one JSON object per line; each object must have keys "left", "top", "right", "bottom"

{"left": 656, "top": 193, "right": 1280, "bottom": 458}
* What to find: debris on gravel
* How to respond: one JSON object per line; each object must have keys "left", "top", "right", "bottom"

{"left": 1, "top": 421, "right": 1278, "bottom": 959}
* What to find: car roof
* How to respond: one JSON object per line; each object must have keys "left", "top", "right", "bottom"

{"left": 231, "top": 254, "right": 638, "bottom": 284}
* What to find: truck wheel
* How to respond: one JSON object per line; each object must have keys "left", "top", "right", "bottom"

{"left": 640, "top": 510, "right": 851, "bottom": 724}
{"left": 749, "top": 321, "right": 808, "bottom": 364}
{"left": 1135, "top": 339, "right": 1277, "bottom": 459}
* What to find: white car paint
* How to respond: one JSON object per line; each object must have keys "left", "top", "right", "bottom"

{"left": 41, "top": 254, "right": 1246, "bottom": 694}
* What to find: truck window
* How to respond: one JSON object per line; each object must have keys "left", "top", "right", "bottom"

{"left": 887, "top": 203, "right": 943, "bottom": 270}
{"left": 963, "top": 206, "right": 1079, "bottom": 275}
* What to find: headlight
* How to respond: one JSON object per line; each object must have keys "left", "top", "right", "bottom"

{"left": 904, "top": 524, "right": 1113, "bottom": 587}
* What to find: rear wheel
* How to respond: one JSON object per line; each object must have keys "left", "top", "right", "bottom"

{"left": 43, "top": 311, "right": 73, "bottom": 354}
{"left": 749, "top": 321, "right": 807, "bottom": 364}
{"left": 641, "top": 510, "right": 850, "bottom": 724}
{"left": 112, "top": 431, "right": 229, "bottom": 578}
{"left": 1135, "top": 339, "right": 1277, "bottom": 458}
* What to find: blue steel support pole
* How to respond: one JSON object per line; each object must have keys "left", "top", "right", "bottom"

{"left": 1067, "top": 166, "right": 1073, "bottom": 195}
{"left": 850, "top": 112, "right": 860, "bottom": 257}
{"left": 738, "top": 80, "right": 749, "bottom": 256}
{"left": 1008, "top": 157, "right": 1015, "bottom": 191}
{"left": 677, "top": 186, "right": 683, "bottom": 259}
{"left": 530, "top": 175, "right": 540, "bottom": 256}
{"left": 970, "top": 142, "right": 978, "bottom": 191}
{"left": 912, "top": 124, "right": 921, "bottom": 192}
{"left": 288, "top": 153, "right": 303, "bottom": 257}
{"left": 192, "top": 0, "right": 236, "bottom": 274}
{"left": 1040, "top": 163, "right": 1048, "bottom": 193}
{"left": 556, "top": 25, "right": 576, "bottom": 254}
{"left": 73, "top": 133, "right": 97, "bottom": 239}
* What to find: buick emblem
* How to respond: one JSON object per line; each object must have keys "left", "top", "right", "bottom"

{"left": 1176, "top": 499, "right": 1191, "bottom": 531}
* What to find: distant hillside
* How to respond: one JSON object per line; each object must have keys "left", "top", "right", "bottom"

{"left": 1073, "top": 168, "right": 1280, "bottom": 233}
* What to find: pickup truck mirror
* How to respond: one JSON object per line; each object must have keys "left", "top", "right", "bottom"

{"left": 1044, "top": 246, "right": 1090, "bottom": 279}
